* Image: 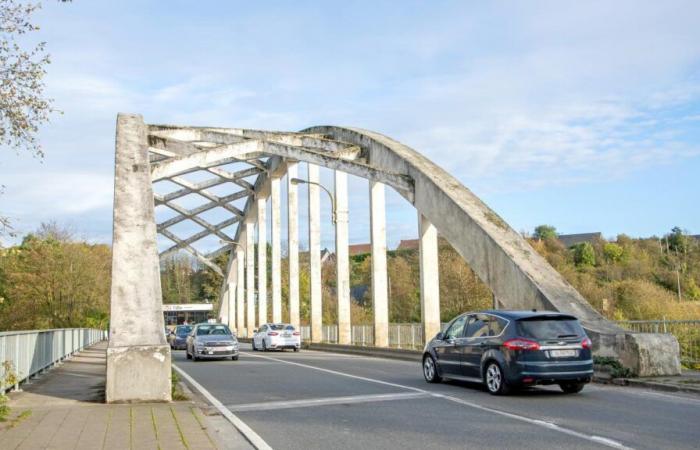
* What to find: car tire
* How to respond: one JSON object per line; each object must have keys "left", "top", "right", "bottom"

{"left": 186, "top": 350, "right": 192, "bottom": 360}
{"left": 251, "top": 339, "right": 257, "bottom": 351}
{"left": 262, "top": 340, "right": 267, "bottom": 352}
{"left": 423, "top": 354, "right": 442, "bottom": 383}
{"left": 484, "top": 361, "right": 510, "bottom": 395}
{"left": 559, "top": 382, "right": 585, "bottom": 394}
{"left": 232, "top": 355, "right": 239, "bottom": 361}
{"left": 294, "top": 347, "right": 300, "bottom": 352}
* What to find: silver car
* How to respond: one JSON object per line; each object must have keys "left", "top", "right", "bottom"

{"left": 186, "top": 323, "right": 239, "bottom": 361}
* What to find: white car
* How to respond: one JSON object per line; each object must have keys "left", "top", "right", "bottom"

{"left": 252, "top": 323, "right": 301, "bottom": 352}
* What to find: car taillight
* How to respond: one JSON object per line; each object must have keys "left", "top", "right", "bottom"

{"left": 503, "top": 338, "right": 540, "bottom": 351}
{"left": 268, "top": 332, "right": 279, "bottom": 336}
{"left": 292, "top": 331, "right": 300, "bottom": 336}
{"left": 581, "top": 337, "right": 592, "bottom": 349}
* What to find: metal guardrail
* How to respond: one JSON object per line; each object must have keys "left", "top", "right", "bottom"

{"left": 0, "top": 328, "right": 107, "bottom": 392}
{"left": 301, "top": 320, "right": 700, "bottom": 367}
{"left": 616, "top": 320, "right": 700, "bottom": 367}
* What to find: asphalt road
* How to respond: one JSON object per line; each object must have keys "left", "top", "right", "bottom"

{"left": 174, "top": 344, "right": 700, "bottom": 450}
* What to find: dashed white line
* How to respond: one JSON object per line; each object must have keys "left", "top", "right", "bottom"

{"left": 244, "top": 351, "right": 634, "bottom": 450}
{"left": 227, "top": 392, "right": 429, "bottom": 412}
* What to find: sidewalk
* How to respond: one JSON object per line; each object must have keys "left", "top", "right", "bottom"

{"left": 0, "top": 341, "right": 252, "bottom": 450}
{"left": 615, "top": 369, "right": 700, "bottom": 395}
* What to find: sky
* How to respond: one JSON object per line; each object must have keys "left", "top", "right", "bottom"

{"left": 1, "top": 0, "right": 699, "bottom": 253}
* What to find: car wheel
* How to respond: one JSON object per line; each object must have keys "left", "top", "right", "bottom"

{"left": 251, "top": 339, "right": 257, "bottom": 351}
{"left": 186, "top": 349, "right": 192, "bottom": 359}
{"left": 262, "top": 340, "right": 267, "bottom": 352}
{"left": 294, "top": 347, "right": 300, "bottom": 352}
{"left": 423, "top": 354, "right": 442, "bottom": 383}
{"left": 485, "top": 361, "right": 510, "bottom": 395}
{"left": 559, "top": 382, "right": 585, "bottom": 394}
{"left": 232, "top": 355, "right": 239, "bottom": 361}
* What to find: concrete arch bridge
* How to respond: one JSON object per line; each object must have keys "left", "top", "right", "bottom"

{"left": 106, "top": 113, "right": 680, "bottom": 402}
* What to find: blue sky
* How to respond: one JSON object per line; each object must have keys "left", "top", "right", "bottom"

{"left": 1, "top": 0, "right": 699, "bottom": 252}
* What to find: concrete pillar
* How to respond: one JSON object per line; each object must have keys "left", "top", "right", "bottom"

{"left": 257, "top": 197, "right": 267, "bottom": 326}
{"left": 236, "top": 247, "right": 245, "bottom": 336}
{"left": 370, "top": 181, "right": 389, "bottom": 348}
{"left": 227, "top": 281, "right": 236, "bottom": 330}
{"left": 220, "top": 290, "right": 229, "bottom": 324}
{"left": 335, "top": 170, "right": 351, "bottom": 345}
{"left": 287, "top": 162, "right": 300, "bottom": 329}
{"left": 107, "top": 113, "right": 170, "bottom": 403}
{"left": 419, "top": 213, "right": 441, "bottom": 343}
{"left": 246, "top": 222, "right": 255, "bottom": 336}
{"left": 271, "top": 175, "right": 282, "bottom": 323}
{"left": 308, "top": 164, "right": 322, "bottom": 343}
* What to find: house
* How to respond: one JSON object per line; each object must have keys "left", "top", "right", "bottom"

{"left": 349, "top": 243, "right": 371, "bottom": 256}
{"left": 558, "top": 232, "right": 603, "bottom": 248}
{"left": 396, "top": 239, "right": 419, "bottom": 251}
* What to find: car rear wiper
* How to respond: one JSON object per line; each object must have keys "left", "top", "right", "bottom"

{"left": 557, "top": 334, "right": 578, "bottom": 338}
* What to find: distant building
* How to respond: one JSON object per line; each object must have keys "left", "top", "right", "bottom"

{"left": 558, "top": 232, "right": 602, "bottom": 248}
{"left": 163, "top": 303, "right": 213, "bottom": 326}
{"left": 396, "top": 239, "right": 419, "bottom": 251}
{"left": 349, "top": 243, "right": 371, "bottom": 256}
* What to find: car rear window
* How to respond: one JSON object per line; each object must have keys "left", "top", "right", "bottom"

{"left": 269, "top": 324, "right": 292, "bottom": 330}
{"left": 176, "top": 326, "right": 192, "bottom": 336}
{"left": 516, "top": 317, "right": 584, "bottom": 340}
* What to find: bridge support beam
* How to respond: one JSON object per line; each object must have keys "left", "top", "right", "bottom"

{"left": 236, "top": 247, "right": 245, "bottom": 336}
{"left": 227, "top": 281, "right": 236, "bottom": 329}
{"left": 257, "top": 197, "right": 267, "bottom": 326}
{"left": 271, "top": 175, "right": 282, "bottom": 323}
{"left": 335, "top": 171, "right": 351, "bottom": 345}
{"left": 246, "top": 224, "right": 255, "bottom": 337}
{"left": 107, "top": 113, "right": 171, "bottom": 403}
{"left": 370, "top": 181, "right": 389, "bottom": 348}
{"left": 288, "top": 162, "right": 300, "bottom": 329}
{"left": 308, "top": 164, "right": 323, "bottom": 343}
{"left": 419, "top": 214, "right": 441, "bottom": 344}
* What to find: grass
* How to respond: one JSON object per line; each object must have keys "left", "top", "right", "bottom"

{"left": 171, "top": 369, "right": 189, "bottom": 401}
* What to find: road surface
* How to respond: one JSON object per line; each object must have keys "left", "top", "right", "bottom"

{"left": 174, "top": 344, "right": 700, "bottom": 450}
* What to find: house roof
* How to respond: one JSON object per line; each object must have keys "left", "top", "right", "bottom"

{"left": 558, "top": 232, "right": 602, "bottom": 248}
{"left": 396, "top": 239, "right": 419, "bottom": 250}
{"left": 349, "top": 243, "right": 371, "bottom": 256}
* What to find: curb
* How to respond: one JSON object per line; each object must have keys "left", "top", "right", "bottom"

{"left": 613, "top": 378, "right": 700, "bottom": 395}
{"left": 303, "top": 342, "right": 422, "bottom": 362}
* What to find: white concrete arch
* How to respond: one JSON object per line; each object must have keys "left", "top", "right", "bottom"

{"left": 107, "top": 114, "right": 680, "bottom": 402}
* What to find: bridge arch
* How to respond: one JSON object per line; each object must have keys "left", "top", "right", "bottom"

{"left": 106, "top": 113, "right": 680, "bottom": 402}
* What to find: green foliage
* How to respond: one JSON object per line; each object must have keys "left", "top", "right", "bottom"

{"left": 593, "top": 356, "right": 635, "bottom": 378}
{"left": 603, "top": 242, "right": 624, "bottom": 263}
{"left": 572, "top": 242, "right": 596, "bottom": 267}
{"left": 534, "top": 224, "right": 558, "bottom": 240}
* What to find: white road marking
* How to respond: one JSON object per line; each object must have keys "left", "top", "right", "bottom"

{"left": 172, "top": 364, "right": 272, "bottom": 450}
{"left": 227, "top": 392, "right": 429, "bottom": 412}
{"left": 244, "top": 352, "right": 634, "bottom": 450}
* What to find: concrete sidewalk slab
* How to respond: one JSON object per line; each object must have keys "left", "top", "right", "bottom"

{"left": 0, "top": 341, "right": 253, "bottom": 450}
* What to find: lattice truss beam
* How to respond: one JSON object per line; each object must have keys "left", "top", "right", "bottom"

{"left": 147, "top": 125, "right": 413, "bottom": 276}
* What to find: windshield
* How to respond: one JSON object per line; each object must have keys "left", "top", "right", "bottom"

{"left": 516, "top": 318, "right": 584, "bottom": 340}
{"left": 196, "top": 325, "right": 232, "bottom": 336}
{"left": 176, "top": 326, "right": 192, "bottom": 337}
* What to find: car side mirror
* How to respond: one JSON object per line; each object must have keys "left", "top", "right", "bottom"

{"left": 435, "top": 332, "right": 444, "bottom": 341}
{"left": 253, "top": 329, "right": 258, "bottom": 333}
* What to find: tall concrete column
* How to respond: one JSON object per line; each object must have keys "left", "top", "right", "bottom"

{"left": 257, "top": 197, "right": 267, "bottom": 326}
{"left": 227, "top": 281, "right": 236, "bottom": 330}
{"left": 107, "top": 113, "right": 171, "bottom": 403}
{"left": 220, "top": 290, "right": 228, "bottom": 324}
{"left": 287, "top": 162, "right": 300, "bottom": 329}
{"left": 335, "top": 170, "right": 351, "bottom": 345}
{"left": 236, "top": 247, "right": 245, "bottom": 336}
{"left": 246, "top": 222, "right": 256, "bottom": 337}
{"left": 271, "top": 175, "right": 282, "bottom": 323}
{"left": 419, "top": 213, "right": 441, "bottom": 344}
{"left": 308, "top": 164, "right": 322, "bottom": 343}
{"left": 370, "top": 181, "right": 389, "bottom": 348}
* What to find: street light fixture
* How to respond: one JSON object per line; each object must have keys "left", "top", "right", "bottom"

{"left": 219, "top": 239, "right": 245, "bottom": 250}
{"left": 289, "top": 177, "right": 337, "bottom": 224}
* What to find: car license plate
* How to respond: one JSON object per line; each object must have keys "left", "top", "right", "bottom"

{"left": 550, "top": 349, "right": 577, "bottom": 358}
{"left": 282, "top": 332, "right": 291, "bottom": 337}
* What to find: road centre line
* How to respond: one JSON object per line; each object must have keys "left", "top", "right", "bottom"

{"left": 244, "top": 352, "right": 634, "bottom": 450}
{"left": 227, "top": 392, "right": 429, "bottom": 412}
{"left": 172, "top": 364, "right": 272, "bottom": 450}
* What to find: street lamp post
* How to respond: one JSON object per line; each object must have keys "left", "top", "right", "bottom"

{"left": 290, "top": 177, "right": 337, "bottom": 224}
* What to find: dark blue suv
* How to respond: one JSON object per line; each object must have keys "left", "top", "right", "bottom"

{"left": 422, "top": 310, "right": 593, "bottom": 395}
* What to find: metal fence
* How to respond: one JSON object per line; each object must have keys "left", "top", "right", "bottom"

{"left": 616, "top": 320, "right": 700, "bottom": 367}
{"left": 0, "top": 328, "right": 107, "bottom": 392}
{"left": 301, "top": 320, "right": 700, "bottom": 367}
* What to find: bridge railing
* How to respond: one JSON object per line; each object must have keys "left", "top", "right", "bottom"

{"left": 616, "top": 320, "right": 699, "bottom": 368}
{"left": 0, "top": 328, "right": 107, "bottom": 392}
{"left": 302, "top": 320, "right": 700, "bottom": 367}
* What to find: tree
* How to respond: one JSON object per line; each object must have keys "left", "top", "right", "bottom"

{"left": 572, "top": 242, "right": 596, "bottom": 268}
{"left": 603, "top": 242, "right": 624, "bottom": 263}
{"left": 534, "top": 225, "right": 557, "bottom": 240}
